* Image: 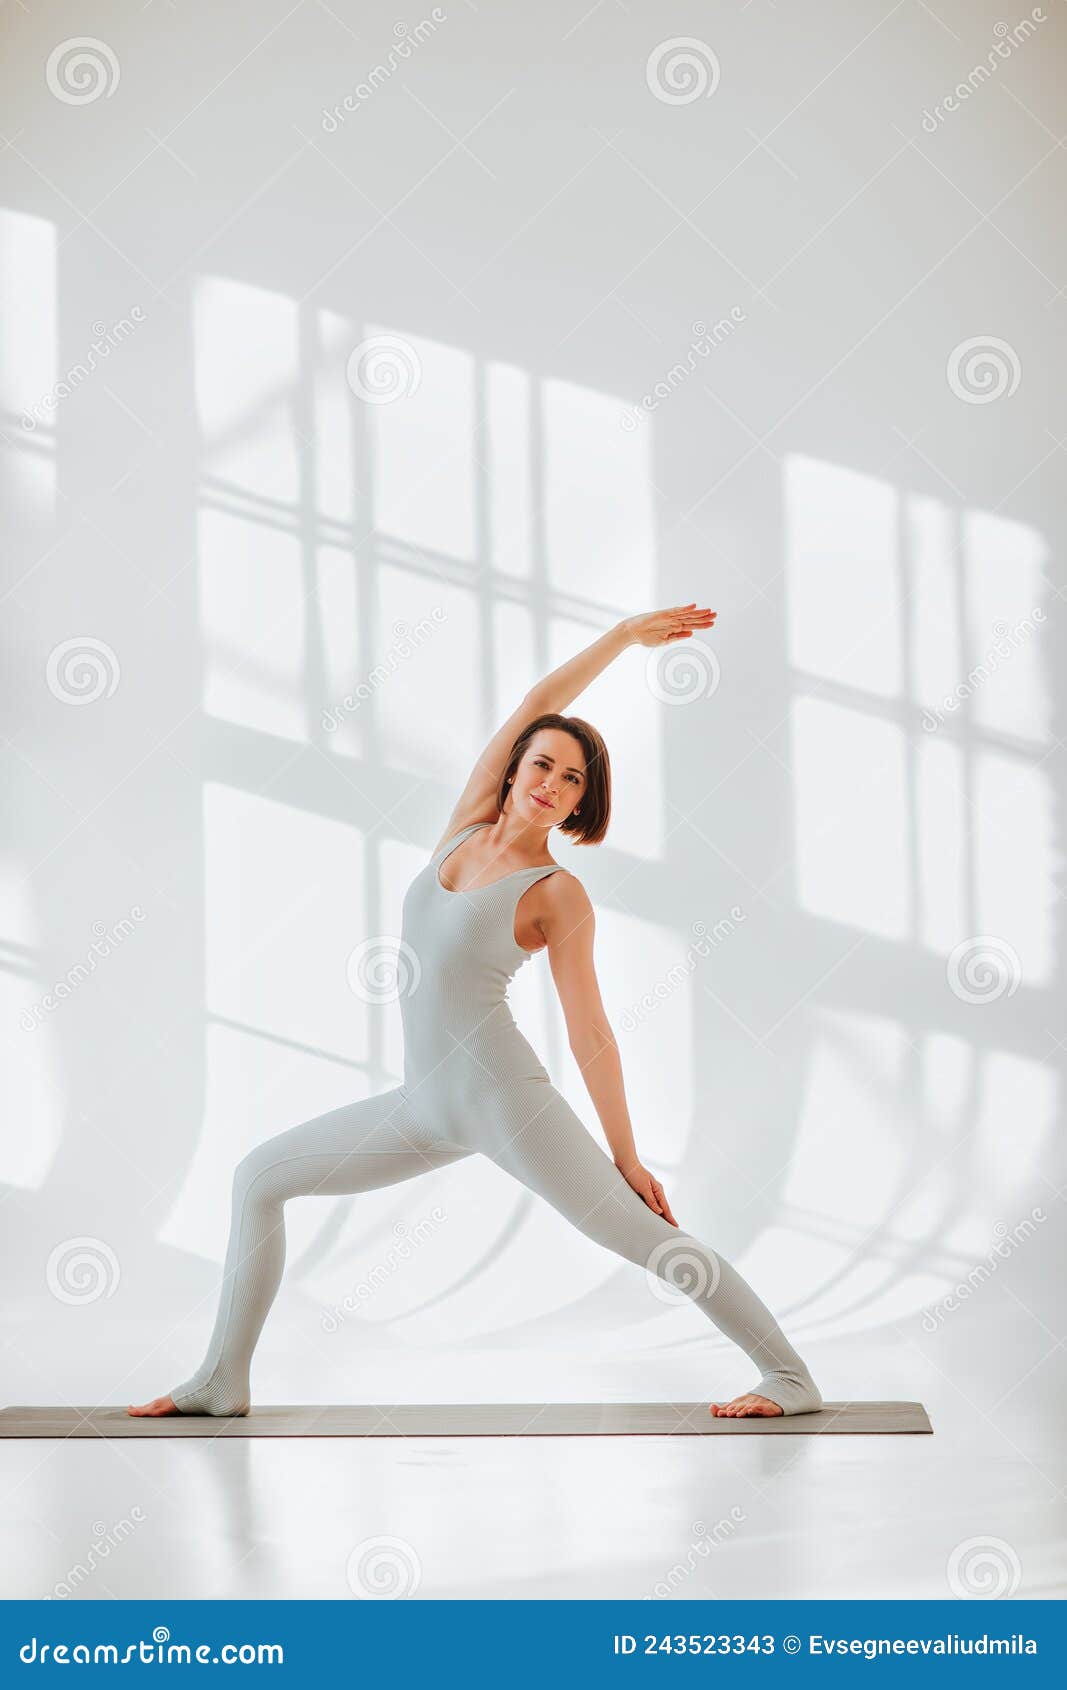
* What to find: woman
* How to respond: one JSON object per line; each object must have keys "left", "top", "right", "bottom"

{"left": 130, "top": 602, "right": 822, "bottom": 1420}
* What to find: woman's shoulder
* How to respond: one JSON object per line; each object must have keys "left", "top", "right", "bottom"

{"left": 526, "top": 865, "right": 593, "bottom": 952}
{"left": 537, "top": 863, "right": 589, "bottom": 905}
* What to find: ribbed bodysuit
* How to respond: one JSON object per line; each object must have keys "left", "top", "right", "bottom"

{"left": 170, "top": 822, "right": 822, "bottom": 1416}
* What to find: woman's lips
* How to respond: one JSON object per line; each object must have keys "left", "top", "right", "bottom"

{"left": 533, "top": 795, "right": 552, "bottom": 808}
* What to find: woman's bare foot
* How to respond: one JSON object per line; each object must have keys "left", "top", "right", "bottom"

{"left": 127, "top": 1394, "right": 181, "bottom": 1417}
{"left": 709, "top": 1393, "right": 783, "bottom": 1418}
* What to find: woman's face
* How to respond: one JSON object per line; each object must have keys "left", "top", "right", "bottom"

{"left": 513, "top": 730, "right": 587, "bottom": 826}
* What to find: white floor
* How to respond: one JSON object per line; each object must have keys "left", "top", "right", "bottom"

{"left": 2, "top": 1315, "right": 1064, "bottom": 1601}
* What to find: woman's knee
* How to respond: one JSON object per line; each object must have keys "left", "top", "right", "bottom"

{"left": 580, "top": 1199, "right": 711, "bottom": 1282}
{"left": 565, "top": 1187, "right": 664, "bottom": 1263}
{"left": 231, "top": 1144, "right": 285, "bottom": 1207}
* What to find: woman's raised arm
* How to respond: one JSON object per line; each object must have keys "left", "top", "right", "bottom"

{"left": 433, "top": 602, "right": 715, "bottom": 851}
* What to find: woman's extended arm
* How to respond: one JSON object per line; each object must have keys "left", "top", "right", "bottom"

{"left": 434, "top": 603, "right": 715, "bottom": 850}
{"left": 543, "top": 876, "right": 679, "bottom": 1226}
{"left": 527, "top": 600, "right": 715, "bottom": 717}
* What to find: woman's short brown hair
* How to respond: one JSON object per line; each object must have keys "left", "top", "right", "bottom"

{"left": 495, "top": 712, "right": 611, "bottom": 845}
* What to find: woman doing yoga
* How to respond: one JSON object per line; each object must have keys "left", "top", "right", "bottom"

{"left": 129, "top": 603, "right": 822, "bottom": 1420}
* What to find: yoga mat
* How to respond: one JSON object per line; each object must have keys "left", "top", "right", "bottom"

{"left": 0, "top": 1401, "right": 931, "bottom": 1437}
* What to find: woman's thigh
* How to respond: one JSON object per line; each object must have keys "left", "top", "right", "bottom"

{"left": 235, "top": 1086, "right": 473, "bottom": 1203}
{"left": 480, "top": 1080, "right": 678, "bottom": 1263}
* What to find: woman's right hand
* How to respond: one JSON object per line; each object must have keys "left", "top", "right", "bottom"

{"left": 621, "top": 602, "right": 716, "bottom": 648}
{"left": 616, "top": 1158, "right": 679, "bottom": 1225}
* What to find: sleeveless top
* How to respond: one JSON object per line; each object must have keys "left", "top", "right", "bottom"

{"left": 398, "top": 822, "right": 568, "bottom": 1091}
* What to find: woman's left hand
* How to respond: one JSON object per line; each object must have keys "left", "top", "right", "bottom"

{"left": 617, "top": 1159, "right": 679, "bottom": 1225}
{"left": 622, "top": 602, "right": 716, "bottom": 648}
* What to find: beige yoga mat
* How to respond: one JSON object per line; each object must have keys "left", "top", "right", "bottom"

{"left": 0, "top": 1401, "right": 931, "bottom": 1437}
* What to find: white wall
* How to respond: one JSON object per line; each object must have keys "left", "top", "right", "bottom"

{"left": 1, "top": 0, "right": 1062, "bottom": 1421}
